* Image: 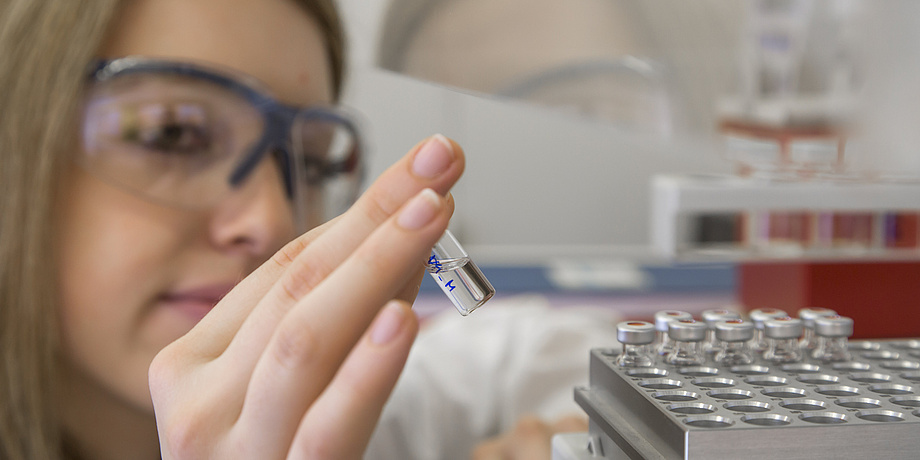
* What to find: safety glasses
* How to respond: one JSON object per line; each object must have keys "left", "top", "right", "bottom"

{"left": 81, "top": 57, "right": 364, "bottom": 232}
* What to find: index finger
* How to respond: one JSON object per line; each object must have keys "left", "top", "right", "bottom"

{"left": 182, "top": 134, "right": 464, "bottom": 358}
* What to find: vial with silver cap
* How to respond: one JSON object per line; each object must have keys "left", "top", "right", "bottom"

{"left": 762, "top": 317, "right": 804, "bottom": 364}
{"left": 665, "top": 319, "right": 708, "bottom": 366}
{"left": 811, "top": 315, "right": 854, "bottom": 363}
{"left": 748, "top": 308, "right": 788, "bottom": 353}
{"left": 615, "top": 321, "right": 656, "bottom": 367}
{"left": 798, "top": 307, "right": 837, "bottom": 351}
{"left": 713, "top": 319, "right": 755, "bottom": 366}
{"left": 701, "top": 309, "right": 741, "bottom": 356}
{"left": 426, "top": 230, "right": 495, "bottom": 315}
{"left": 654, "top": 310, "right": 693, "bottom": 357}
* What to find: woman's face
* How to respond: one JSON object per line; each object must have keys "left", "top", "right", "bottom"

{"left": 56, "top": 0, "right": 333, "bottom": 412}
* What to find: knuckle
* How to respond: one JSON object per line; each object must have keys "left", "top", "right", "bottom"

{"left": 360, "top": 186, "right": 396, "bottom": 226}
{"left": 271, "top": 320, "right": 322, "bottom": 371}
{"left": 148, "top": 343, "right": 184, "bottom": 396}
{"left": 278, "top": 240, "right": 335, "bottom": 301}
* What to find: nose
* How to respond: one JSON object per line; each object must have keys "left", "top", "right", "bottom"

{"left": 208, "top": 158, "right": 296, "bottom": 257}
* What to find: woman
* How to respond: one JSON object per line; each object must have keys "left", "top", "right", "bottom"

{"left": 1, "top": 0, "right": 465, "bottom": 458}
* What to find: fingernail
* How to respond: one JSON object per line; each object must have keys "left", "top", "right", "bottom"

{"left": 397, "top": 188, "right": 440, "bottom": 230}
{"left": 412, "top": 134, "right": 454, "bottom": 178}
{"left": 370, "top": 301, "right": 406, "bottom": 345}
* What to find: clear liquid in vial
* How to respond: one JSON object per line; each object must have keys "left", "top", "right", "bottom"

{"left": 426, "top": 257, "right": 494, "bottom": 315}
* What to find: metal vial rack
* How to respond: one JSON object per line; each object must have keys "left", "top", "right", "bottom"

{"left": 571, "top": 338, "right": 920, "bottom": 459}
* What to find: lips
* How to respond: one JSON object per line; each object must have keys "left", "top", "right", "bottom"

{"left": 159, "top": 283, "right": 236, "bottom": 322}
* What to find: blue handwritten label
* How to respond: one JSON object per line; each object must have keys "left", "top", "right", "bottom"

{"left": 428, "top": 255, "right": 454, "bottom": 292}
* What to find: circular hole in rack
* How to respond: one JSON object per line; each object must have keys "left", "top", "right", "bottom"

{"left": 862, "top": 350, "right": 900, "bottom": 360}
{"left": 652, "top": 390, "right": 699, "bottom": 402}
{"left": 797, "top": 374, "right": 840, "bottom": 385}
{"left": 691, "top": 377, "right": 735, "bottom": 388}
{"left": 911, "top": 350, "right": 920, "bottom": 359}
{"left": 848, "top": 372, "right": 893, "bottom": 384}
{"left": 901, "top": 371, "right": 920, "bottom": 382}
{"left": 889, "top": 396, "right": 920, "bottom": 408}
{"left": 679, "top": 366, "right": 720, "bottom": 377}
{"left": 868, "top": 384, "right": 914, "bottom": 395}
{"left": 816, "top": 385, "right": 861, "bottom": 397}
{"left": 781, "top": 363, "right": 821, "bottom": 373}
{"left": 707, "top": 389, "right": 754, "bottom": 400}
{"left": 666, "top": 402, "right": 716, "bottom": 414}
{"left": 799, "top": 412, "right": 848, "bottom": 424}
{"left": 856, "top": 410, "right": 905, "bottom": 422}
{"left": 744, "top": 375, "right": 788, "bottom": 386}
{"left": 849, "top": 341, "right": 881, "bottom": 351}
{"left": 682, "top": 415, "right": 734, "bottom": 428}
{"left": 836, "top": 397, "right": 882, "bottom": 409}
{"left": 762, "top": 387, "right": 808, "bottom": 398}
{"left": 723, "top": 400, "right": 772, "bottom": 412}
{"left": 879, "top": 360, "right": 920, "bottom": 371}
{"left": 626, "top": 368, "right": 669, "bottom": 378}
{"left": 730, "top": 365, "right": 770, "bottom": 375}
{"left": 832, "top": 362, "right": 871, "bottom": 372}
{"left": 891, "top": 340, "right": 920, "bottom": 350}
{"left": 914, "top": 409, "right": 920, "bottom": 418}
{"left": 638, "top": 378, "right": 683, "bottom": 390}
{"left": 779, "top": 399, "right": 827, "bottom": 411}
{"left": 741, "top": 413, "right": 792, "bottom": 426}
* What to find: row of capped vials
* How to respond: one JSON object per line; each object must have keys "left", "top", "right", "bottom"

{"left": 614, "top": 307, "right": 853, "bottom": 368}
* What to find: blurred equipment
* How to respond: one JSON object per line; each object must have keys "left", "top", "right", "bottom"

{"left": 650, "top": 0, "right": 920, "bottom": 339}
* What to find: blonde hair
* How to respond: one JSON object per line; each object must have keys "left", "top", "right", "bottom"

{"left": 0, "top": 1, "right": 344, "bottom": 458}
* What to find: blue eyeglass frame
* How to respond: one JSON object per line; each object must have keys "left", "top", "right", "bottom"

{"left": 87, "top": 56, "right": 364, "bottom": 199}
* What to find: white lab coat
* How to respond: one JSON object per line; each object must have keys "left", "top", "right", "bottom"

{"left": 365, "top": 295, "right": 622, "bottom": 459}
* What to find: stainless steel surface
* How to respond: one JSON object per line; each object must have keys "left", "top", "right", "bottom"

{"left": 763, "top": 317, "right": 803, "bottom": 339}
{"left": 715, "top": 319, "right": 754, "bottom": 342}
{"left": 667, "top": 319, "right": 707, "bottom": 341}
{"left": 618, "top": 321, "right": 656, "bottom": 345}
{"left": 576, "top": 338, "right": 920, "bottom": 459}
{"left": 815, "top": 316, "right": 855, "bottom": 337}
{"left": 654, "top": 311, "right": 693, "bottom": 332}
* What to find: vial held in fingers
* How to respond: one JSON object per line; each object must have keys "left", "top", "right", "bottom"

{"left": 426, "top": 230, "right": 495, "bottom": 315}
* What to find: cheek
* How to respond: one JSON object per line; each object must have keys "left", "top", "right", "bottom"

{"left": 55, "top": 171, "right": 191, "bottom": 399}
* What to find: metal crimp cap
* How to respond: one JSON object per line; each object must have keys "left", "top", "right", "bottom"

{"left": 617, "top": 321, "right": 656, "bottom": 345}
{"left": 798, "top": 307, "right": 838, "bottom": 328}
{"left": 814, "top": 315, "right": 854, "bottom": 338}
{"left": 715, "top": 319, "right": 754, "bottom": 342}
{"left": 654, "top": 310, "right": 693, "bottom": 332}
{"left": 749, "top": 308, "right": 789, "bottom": 328}
{"left": 763, "top": 317, "right": 804, "bottom": 339}
{"left": 667, "top": 319, "right": 708, "bottom": 342}
{"left": 702, "top": 309, "right": 741, "bottom": 327}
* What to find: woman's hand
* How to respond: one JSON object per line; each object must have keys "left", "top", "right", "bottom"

{"left": 148, "top": 135, "right": 464, "bottom": 459}
{"left": 471, "top": 415, "right": 588, "bottom": 460}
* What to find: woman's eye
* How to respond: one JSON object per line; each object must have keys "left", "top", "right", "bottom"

{"left": 121, "top": 102, "right": 213, "bottom": 155}
{"left": 128, "top": 121, "right": 211, "bottom": 154}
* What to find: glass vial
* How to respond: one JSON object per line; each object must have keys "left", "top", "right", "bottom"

{"left": 701, "top": 309, "right": 742, "bottom": 356}
{"left": 426, "top": 230, "right": 495, "bottom": 315}
{"left": 615, "top": 321, "right": 656, "bottom": 367}
{"left": 811, "top": 315, "right": 854, "bottom": 363}
{"left": 762, "top": 317, "right": 804, "bottom": 364}
{"left": 748, "top": 308, "right": 788, "bottom": 353}
{"left": 798, "top": 307, "right": 838, "bottom": 351}
{"left": 654, "top": 310, "right": 693, "bottom": 357}
{"left": 713, "top": 319, "right": 755, "bottom": 366}
{"left": 665, "top": 319, "right": 708, "bottom": 366}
